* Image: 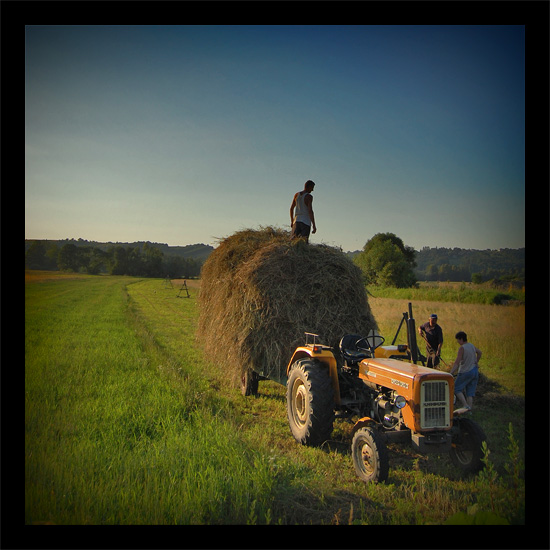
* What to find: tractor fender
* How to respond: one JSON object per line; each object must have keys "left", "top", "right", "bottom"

{"left": 286, "top": 346, "right": 341, "bottom": 406}
{"left": 351, "top": 417, "right": 376, "bottom": 437}
{"left": 286, "top": 348, "right": 313, "bottom": 374}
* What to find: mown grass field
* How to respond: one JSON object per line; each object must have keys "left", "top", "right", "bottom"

{"left": 25, "top": 271, "right": 526, "bottom": 528}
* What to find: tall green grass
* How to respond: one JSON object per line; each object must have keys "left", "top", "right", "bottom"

{"left": 25, "top": 273, "right": 525, "bottom": 527}
{"left": 25, "top": 275, "right": 275, "bottom": 524}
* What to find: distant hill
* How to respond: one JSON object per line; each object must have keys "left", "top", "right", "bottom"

{"left": 414, "top": 246, "right": 524, "bottom": 282}
{"left": 25, "top": 239, "right": 214, "bottom": 262}
{"left": 25, "top": 239, "right": 214, "bottom": 277}
{"left": 128, "top": 242, "right": 214, "bottom": 262}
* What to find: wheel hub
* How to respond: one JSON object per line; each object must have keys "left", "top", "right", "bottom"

{"left": 361, "top": 443, "right": 374, "bottom": 474}
{"left": 293, "top": 380, "right": 308, "bottom": 425}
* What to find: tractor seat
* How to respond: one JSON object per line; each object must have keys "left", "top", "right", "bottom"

{"left": 339, "top": 334, "right": 371, "bottom": 363}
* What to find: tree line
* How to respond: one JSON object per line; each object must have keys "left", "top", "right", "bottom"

{"left": 414, "top": 246, "right": 524, "bottom": 283}
{"left": 27, "top": 235, "right": 524, "bottom": 287}
{"left": 352, "top": 233, "right": 525, "bottom": 288}
{"left": 25, "top": 240, "right": 202, "bottom": 278}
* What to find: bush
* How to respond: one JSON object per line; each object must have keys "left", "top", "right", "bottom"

{"left": 491, "top": 293, "right": 513, "bottom": 305}
{"left": 354, "top": 233, "right": 416, "bottom": 288}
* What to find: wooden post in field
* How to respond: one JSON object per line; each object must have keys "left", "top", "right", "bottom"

{"left": 177, "top": 280, "right": 190, "bottom": 298}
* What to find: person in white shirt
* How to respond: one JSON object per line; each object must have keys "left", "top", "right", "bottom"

{"left": 290, "top": 180, "right": 317, "bottom": 242}
{"left": 450, "top": 331, "right": 482, "bottom": 410}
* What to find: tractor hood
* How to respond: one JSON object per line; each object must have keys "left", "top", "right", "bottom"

{"left": 358, "top": 358, "right": 453, "bottom": 393}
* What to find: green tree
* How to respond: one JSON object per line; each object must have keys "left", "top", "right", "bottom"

{"left": 143, "top": 243, "right": 164, "bottom": 277}
{"left": 86, "top": 247, "right": 108, "bottom": 275}
{"left": 425, "top": 264, "right": 439, "bottom": 281}
{"left": 108, "top": 246, "right": 129, "bottom": 275}
{"left": 44, "top": 242, "right": 59, "bottom": 270}
{"left": 471, "top": 272, "right": 484, "bottom": 284}
{"left": 57, "top": 243, "right": 82, "bottom": 272}
{"left": 25, "top": 241, "right": 47, "bottom": 270}
{"left": 127, "top": 247, "right": 144, "bottom": 276}
{"left": 354, "top": 232, "right": 417, "bottom": 288}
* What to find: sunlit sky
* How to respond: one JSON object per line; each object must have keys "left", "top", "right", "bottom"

{"left": 25, "top": 25, "right": 526, "bottom": 252}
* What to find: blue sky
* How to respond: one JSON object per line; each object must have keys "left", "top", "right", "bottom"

{"left": 25, "top": 25, "right": 525, "bottom": 251}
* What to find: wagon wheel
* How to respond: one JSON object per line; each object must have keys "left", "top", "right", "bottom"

{"left": 240, "top": 368, "right": 259, "bottom": 396}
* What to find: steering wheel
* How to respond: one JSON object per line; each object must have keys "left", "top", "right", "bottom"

{"left": 358, "top": 334, "right": 385, "bottom": 352}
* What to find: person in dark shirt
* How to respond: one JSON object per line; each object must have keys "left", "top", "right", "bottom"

{"left": 418, "top": 314, "right": 443, "bottom": 368}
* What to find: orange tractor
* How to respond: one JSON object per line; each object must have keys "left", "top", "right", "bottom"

{"left": 285, "top": 304, "right": 486, "bottom": 482}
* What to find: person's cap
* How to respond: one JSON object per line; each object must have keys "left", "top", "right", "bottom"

{"left": 430, "top": 314, "right": 438, "bottom": 319}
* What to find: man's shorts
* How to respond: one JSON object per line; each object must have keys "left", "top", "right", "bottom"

{"left": 291, "top": 221, "right": 311, "bottom": 240}
{"left": 454, "top": 366, "right": 479, "bottom": 397}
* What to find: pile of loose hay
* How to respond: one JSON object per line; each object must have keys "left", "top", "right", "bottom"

{"left": 197, "top": 227, "right": 378, "bottom": 385}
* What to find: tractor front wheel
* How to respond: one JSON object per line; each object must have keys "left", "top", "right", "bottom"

{"left": 449, "top": 417, "right": 486, "bottom": 474}
{"left": 351, "top": 426, "right": 389, "bottom": 483}
{"left": 286, "top": 359, "right": 334, "bottom": 446}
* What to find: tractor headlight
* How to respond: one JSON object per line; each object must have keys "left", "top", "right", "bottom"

{"left": 394, "top": 395, "right": 407, "bottom": 409}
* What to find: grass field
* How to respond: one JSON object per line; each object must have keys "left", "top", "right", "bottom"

{"left": 371, "top": 280, "right": 525, "bottom": 305}
{"left": 369, "top": 295, "right": 525, "bottom": 395}
{"left": 25, "top": 271, "right": 526, "bottom": 527}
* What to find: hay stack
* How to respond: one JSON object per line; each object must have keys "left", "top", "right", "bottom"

{"left": 197, "top": 227, "right": 378, "bottom": 385}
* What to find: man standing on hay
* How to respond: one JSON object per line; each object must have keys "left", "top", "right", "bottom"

{"left": 290, "top": 180, "right": 317, "bottom": 242}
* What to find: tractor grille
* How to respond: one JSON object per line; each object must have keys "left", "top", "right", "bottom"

{"left": 420, "top": 380, "right": 450, "bottom": 429}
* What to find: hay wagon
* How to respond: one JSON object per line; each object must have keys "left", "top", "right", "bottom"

{"left": 198, "top": 227, "right": 378, "bottom": 391}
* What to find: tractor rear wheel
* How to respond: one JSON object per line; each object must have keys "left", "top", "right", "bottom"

{"left": 286, "top": 359, "right": 334, "bottom": 446}
{"left": 351, "top": 426, "right": 389, "bottom": 483}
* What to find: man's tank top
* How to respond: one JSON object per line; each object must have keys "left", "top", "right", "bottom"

{"left": 295, "top": 192, "right": 311, "bottom": 226}
{"left": 458, "top": 342, "right": 477, "bottom": 374}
